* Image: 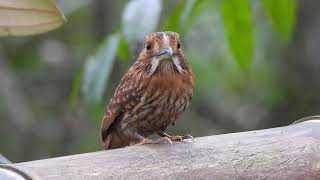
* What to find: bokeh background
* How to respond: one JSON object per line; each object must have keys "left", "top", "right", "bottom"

{"left": 1, "top": 0, "right": 319, "bottom": 162}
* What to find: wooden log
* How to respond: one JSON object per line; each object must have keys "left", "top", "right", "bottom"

{"left": 1, "top": 118, "right": 320, "bottom": 180}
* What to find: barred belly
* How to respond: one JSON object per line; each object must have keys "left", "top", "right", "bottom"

{"left": 119, "top": 91, "right": 190, "bottom": 138}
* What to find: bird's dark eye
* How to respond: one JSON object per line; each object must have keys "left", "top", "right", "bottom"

{"left": 146, "top": 43, "right": 152, "bottom": 50}
{"left": 177, "top": 42, "right": 181, "bottom": 49}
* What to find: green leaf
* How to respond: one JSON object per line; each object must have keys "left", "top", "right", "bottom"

{"left": 261, "top": 0, "right": 297, "bottom": 41}
{"left": 0, "top": 0, "right": 66, "bottom": 36}
{"left": 69, "top": 69, "right": 83, "bottom": 111}
{"left": 164, "top": 2, "right": 185, "bottom": 32}
{"left": 117, "top": 36, "right": 131, "bottom": 62}
{"left": 220, "top": 0, "right": 253, "bottom": 70}
{"left": 181, "top": 0, "right": 212, "bottom": 28}
{"left": 82, "top": 33, "right": 120, "bottom": 104}
{"left": 165, "top": 0, "right": 211, "bottom": 32}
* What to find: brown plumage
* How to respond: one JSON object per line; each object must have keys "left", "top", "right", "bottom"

{"left": 101, "top": 32, "right": 194, "bottom": 150}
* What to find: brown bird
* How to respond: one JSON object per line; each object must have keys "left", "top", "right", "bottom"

{"left": 101, "top": 31, "right": 194, "bottom": 150}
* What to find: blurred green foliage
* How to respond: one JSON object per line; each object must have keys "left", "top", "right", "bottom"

{"left": 79, "top": 0, "right": 297, "bottom": 107}
{"left": 0, "top": 0, "right": 303, "bottom": 162}
{"left": 82, "top": 33, "right": 120, "bottom": 104}
{"left": 165, "top": 0, "right": 212, "bottom": 32}
{"left": 261, "top": 0, "right": 297, "bottom": 41}
{"left": 220, "top": 0, "right": 253, "bottom": 70}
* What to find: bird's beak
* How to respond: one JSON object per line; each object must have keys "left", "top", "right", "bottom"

{"left": 155, "top": 47, "right": 174, "bottom": 58}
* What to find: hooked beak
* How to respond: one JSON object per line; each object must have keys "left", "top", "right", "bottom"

{"left": 155, "top": 47, "right": 174, "bottom": 58}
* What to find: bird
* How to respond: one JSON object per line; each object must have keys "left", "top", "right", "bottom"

{"left": 101, "top": 31, "right": 194, "bottom": 150}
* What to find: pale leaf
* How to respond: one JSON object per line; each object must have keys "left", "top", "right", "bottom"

{"left": 0, "top": 0, "right": 66, "bottom": 36}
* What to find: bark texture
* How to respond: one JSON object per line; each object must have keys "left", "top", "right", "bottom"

{"left": 1, "top": 119, "right": 320, "bottom": 180}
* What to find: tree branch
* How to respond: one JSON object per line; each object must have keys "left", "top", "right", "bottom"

{"left": 1, "top": 118, "right": 320, "bottom": 180}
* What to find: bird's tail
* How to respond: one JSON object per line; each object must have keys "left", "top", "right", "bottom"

{"left": 103, "top": 130, "right": 130, "bottom": 150}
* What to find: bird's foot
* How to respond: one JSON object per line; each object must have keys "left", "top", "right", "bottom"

{"left": 159, "top": 132, "right": 195, "bottom": 142}
{"left": 136, "top": 137, "right": 172, "bottom": 146}
{"left": 134, "top": 132, "right": 172, "bottom": 146}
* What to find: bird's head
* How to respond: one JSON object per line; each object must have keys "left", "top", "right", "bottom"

{"left": 138, "top": 31, "right": 186, "bottom": 76}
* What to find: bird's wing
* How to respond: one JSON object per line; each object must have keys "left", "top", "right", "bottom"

{"left": 101, "top": 65, "right": 143, "bottom": 142}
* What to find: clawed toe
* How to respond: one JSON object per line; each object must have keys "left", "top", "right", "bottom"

{"left": 170, "top": 136, "right": 183, "bottom": 141}
{"left": 150, "top": 137, "right": 173, "bottom": 145}
{"left": 136, "top": 137, "right": 172, "bottom": 146}
{"left": 170, "top": 134, "right": 194, "bottom": 142}
{"left": 135, "top": 132, "right": 194, "bottom": 147}
{"left": 136, "top": 138, "right": 150, "bottom": 146}
{"left": 182, "top": 134, "right": 195, "bottom": 142}
{"left": 159, "top": 132, "right": 195, "bottom": 142}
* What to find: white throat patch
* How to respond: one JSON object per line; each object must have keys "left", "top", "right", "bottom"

{"left": 173, "top": 56, "right": 186, "bottom": 74}
{"left": 149, "top": 57, "right": 160, "bottom": 76}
